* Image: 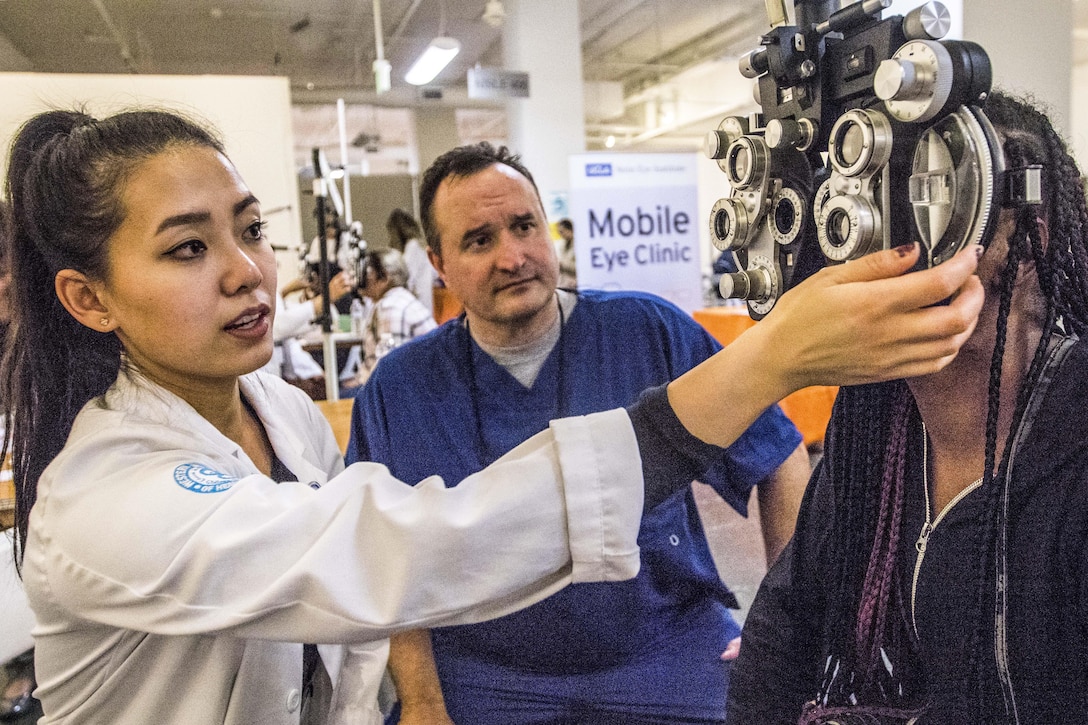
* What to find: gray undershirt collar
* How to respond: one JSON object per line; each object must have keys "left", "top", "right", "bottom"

{"left": 471, "top": 289, "right": 578, "bottom": 388}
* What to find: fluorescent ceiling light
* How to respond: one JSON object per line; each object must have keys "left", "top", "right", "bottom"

{"left": 404, "top": 37, "right": 461, "bottom": 85}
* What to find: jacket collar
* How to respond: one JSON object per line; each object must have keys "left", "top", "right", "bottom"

{"left": 103, "top": 369, "right": 330, "bottom": 485}
{"left": 1012, "top": 335, "right": 1085, "bottom": 493}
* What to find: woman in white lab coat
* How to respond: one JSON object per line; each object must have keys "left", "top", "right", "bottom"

{"left": 0, "top": 109, "right": 983, "bottom": 725}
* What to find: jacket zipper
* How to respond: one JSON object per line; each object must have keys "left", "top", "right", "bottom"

{"left": 910, "top": 463, "right": 983, "bottom": 639}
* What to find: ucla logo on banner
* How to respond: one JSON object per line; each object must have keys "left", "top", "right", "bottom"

{"left": 173, "top": 463, "right": 238, "bottom": 494}
{"left": 585, "top": 163, "right": 612, "bottom": 177}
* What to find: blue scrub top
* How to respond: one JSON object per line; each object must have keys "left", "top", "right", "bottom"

{"left": 349, "top": 290, "right": 802, "bottom": 674}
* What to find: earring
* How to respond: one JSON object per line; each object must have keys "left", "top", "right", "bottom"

{"left": 100, "top": 317, "right": 110, "bottom": 327}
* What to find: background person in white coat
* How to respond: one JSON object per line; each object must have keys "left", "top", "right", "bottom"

{"left": 0, "top": 108, "right": 984, "bottom": 725}
{"left": 344, "top": 248, "right": 437, "bottom": 391}
{"left": 386, "top": 208, "right": 436, "bottom": 317}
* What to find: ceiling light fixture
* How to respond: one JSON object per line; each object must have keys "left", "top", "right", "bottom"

{"left": 404, "top": 36, "right": 461, "bottom": 85}
{"left": 405, "top": 0, "right": 461, "bottom": 86}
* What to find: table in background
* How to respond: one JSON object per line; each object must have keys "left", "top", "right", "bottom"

{"left": 316, "top": 398, "right": 354, "bottom": 455}
{"left": 300, "top": 330, "right": 364, "bottom": 356}
{"left": 692, "top": 306, "right": 837, "bottom": 449}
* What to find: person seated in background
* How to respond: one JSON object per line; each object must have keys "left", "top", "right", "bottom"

{"left": 261, "top": 270, "right": 352, "bottom": 397}
{"left": 343, "top": 248, "right": 437, "bottom": 392}
{"left": 386, "top": 208, "right": 436, "bottom": 316}
{"left": 282, "top": 264, "right": 362, "bottom": 387}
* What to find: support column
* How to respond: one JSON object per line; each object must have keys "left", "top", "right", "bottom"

{"left": 502, "top": 0, "right": 586, "bottom": 219}
{"left": 414, "top": 105, "right": 462, "bottom": 175}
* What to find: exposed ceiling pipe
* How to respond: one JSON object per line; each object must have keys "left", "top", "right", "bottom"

{"left": 89, "top": 0, "right": 136, "bottom": 73}
{"left": 373, "top": 0, "right": 386, "bottom": 61}
{"left": 388, "top": 0, "right": 426, "bottom": 47}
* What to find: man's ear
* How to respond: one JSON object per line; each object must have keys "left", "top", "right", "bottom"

{"left": 55, "top": 270, "right": 115, "bottom": 332}
{"left": 427, "top": 246, "right": 446, "bottom": 283}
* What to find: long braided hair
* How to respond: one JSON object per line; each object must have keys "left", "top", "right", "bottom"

{"left": 814, "top": 90, "right": 1088, "bottom": 719}
{"left": 1, "top": 109, "right": 224, "bottom": 571}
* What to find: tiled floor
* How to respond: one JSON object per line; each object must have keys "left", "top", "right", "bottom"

{"left": 694, "top": 449, "right": 821, "bottom": 625}
{"left": 692, "top": 481, "right": 768, "bottom": 626}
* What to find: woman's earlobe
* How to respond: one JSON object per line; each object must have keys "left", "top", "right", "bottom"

{"left": 54, "top": 270, "right": 114, "bottom": 331}
{"left": 1034, "top": 215, "right": 1049, "bottom": 251}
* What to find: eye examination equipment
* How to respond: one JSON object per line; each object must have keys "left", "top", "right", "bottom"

{"left": 311, "top": 147, "right": 366, "bottom": 400}
{"left": 705, "top": 0, "right": 1039, "bottom": 319}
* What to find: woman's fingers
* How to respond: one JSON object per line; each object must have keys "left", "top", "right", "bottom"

{"left": 759, "top": 243, "right": 984, "bottom": 389}
{"left": 665, "top": 243, "right": 985, "bottom": 448}
{"left": 829, "top": 243, "right": 983, "bottom": 311}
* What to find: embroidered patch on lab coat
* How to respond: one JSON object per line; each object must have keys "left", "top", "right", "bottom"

{"left": 173, "top": 463, "right": 238, "bottom": 493}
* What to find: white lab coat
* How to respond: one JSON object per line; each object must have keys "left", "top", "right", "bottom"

{"left": 402, "top": 238, "right": 435, "bottom": 316}
{"left": 22, "top": 369, "right": 643, "bottom": 724}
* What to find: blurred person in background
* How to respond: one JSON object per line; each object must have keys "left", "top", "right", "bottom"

{"left": 386, "top": 208, "right": 436, "bottom": 317}
{"left": 342, "top": 248, "right": 436, "bottom": 393}
{"left": 555, "top": 218, "right": 576, "bottom": 289}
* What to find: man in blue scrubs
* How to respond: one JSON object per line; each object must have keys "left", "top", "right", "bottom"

{"left": 346, "top": 143, "right": 810, "bottom": 725}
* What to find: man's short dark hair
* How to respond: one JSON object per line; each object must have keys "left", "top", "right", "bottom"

{"left": 419, "top": 142, "right": 540, "bottom": 256}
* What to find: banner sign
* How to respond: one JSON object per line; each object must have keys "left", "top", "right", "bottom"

{"left": 568, "top": 153, "right": 702, "bottom": 312}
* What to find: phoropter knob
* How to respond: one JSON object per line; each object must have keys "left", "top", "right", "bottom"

{"left": 902, "top": 2, "right": 951, "bottom": 41}
{"left": 705, "top": 117, "right": 750, "bottom": 160}
{"left": 874, "top": 39, "right": 954, "bottom": 124}
{"left": 765, "top": 118, "right": 817, "bottom": 152}
{"left": 719, "top": 269, "right": 771, "bottom": 301}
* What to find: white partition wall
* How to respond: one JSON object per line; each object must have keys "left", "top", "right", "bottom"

{"left": 0, "top": 73, "right": 302, "bottom": 283}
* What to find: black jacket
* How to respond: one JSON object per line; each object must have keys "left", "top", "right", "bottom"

{"left": 727, "top": 337, "right": 1088, "bottom": 724}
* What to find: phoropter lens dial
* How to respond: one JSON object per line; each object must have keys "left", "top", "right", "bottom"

{"left": 709, "top": 197, "right": 753, "bottom": 251}
{"left": 723, "top": 136, "right": 769, "bottom": 190}
{"left": 770, "top": 187, "right": 805, "bottom": 245}
{"left": 817, "top": 194, "right": 881, "bottom": 262}
{"left": 828, "top": 109, "right": 893, "bottom": 178}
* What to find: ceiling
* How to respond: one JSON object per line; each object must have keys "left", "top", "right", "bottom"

{"left": 0, "top": 0, "right": 1085, "bottom": 174}
{"left": 0, "top": 0, "right": 777, "bottom": 172}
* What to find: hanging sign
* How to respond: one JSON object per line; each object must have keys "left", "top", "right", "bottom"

{"left": 467, "top": 67, "right": 530, "bottom": 99}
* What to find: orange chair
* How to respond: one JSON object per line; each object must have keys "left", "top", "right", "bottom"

{"left": 691, "top": 306, "right": 837, "bottom": 449}
{"left": 432, "top": 286, "right": 464, "bottom": 324}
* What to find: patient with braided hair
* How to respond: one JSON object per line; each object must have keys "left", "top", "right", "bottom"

{"left": 727, "top": 90, "right": 1088, "bottom": 724}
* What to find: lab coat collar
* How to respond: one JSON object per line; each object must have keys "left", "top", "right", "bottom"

{"left": 104, "top": 369, "right": 331, "bottom": 486}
